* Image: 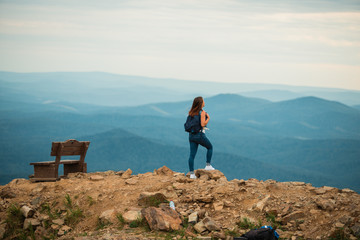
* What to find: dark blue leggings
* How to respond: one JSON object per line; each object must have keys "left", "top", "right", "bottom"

{"left": 188, "top": 132, "right": 213, "bottom": 172}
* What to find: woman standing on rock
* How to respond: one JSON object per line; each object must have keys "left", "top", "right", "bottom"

{"left": 186, "top": 96, "right": 215, "bottom": 179}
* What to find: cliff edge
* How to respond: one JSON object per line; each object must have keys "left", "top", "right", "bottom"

{"left": 0, "top": 166, "right": 359, "bottom": 239}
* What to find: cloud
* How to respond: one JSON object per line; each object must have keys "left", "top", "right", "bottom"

{"left": 0, "top": 0, "right": 359, "bottom": 89}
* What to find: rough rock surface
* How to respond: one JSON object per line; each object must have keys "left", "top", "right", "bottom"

{"left": 141, "top": 206, "right": 182, "bottom": 231}
{"left": 0, "top": 166, "right": 359, "bottom": 239}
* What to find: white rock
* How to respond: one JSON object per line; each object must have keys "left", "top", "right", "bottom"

{"left": 20, "top": 205, "right": 34, "bottom": 218}
{"left": 188, "top": 212, "right": 198, "bottom": 224}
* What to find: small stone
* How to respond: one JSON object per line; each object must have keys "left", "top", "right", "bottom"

{"left": 194, "top": 221, "right": 207, "bottom": 233}
{"left": 20, "top": 205, "right": 35, "bottom": 218}
{"left": 123, "top": 210, "right": 142, "bottom": 222}
{"left": 31, "top": 197, "right": 41, "bottom": 206}
{"left": 89, "top": 175, "right": 104, "bottom": 181}
{"left": 253, "top": 195, "right": 270, "bottom": 212}
{"left": 115, "top": 170, "right": 125, "bottom": 176}
{"left": 122, "top": 168, "right": 133, "bottom": 179}
{"left": 188, "top": 212, "right": 198, "bottom": 224}
{"left": 125, "top": 178, "right": 138, "bottom": 185}
{"left": 155, "top": 166, "right": 174, "bottom": 176}
{"left": 203, "top": 217, "right": 221, "bottom": 231}
{"left": 58, "top": 225, "right": 71, "bottom": 236}
{"left": 99, "top": 209, "right": 117, "bottom": 225}
{"left": 335, "top": 222, "right": 345, "bottom": 228}
{"left": 213, "top": 201, "right": 224, "bottom": 211}
{"left": 52, "top": 219, "right": 64, "bottom": 225}
{"left": 24, "top": 218, "right": 41, "bottom": 229}
{"left": 281, "top": 211, "right": 305, "bottom": 225}
{"left": 212, "top": 231, "right": 226, "bottom": 239}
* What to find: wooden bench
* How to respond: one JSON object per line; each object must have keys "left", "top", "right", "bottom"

{"left": 30, "top": 139, "right": 90, "bottom": 182}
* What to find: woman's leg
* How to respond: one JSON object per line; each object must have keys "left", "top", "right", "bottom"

{"left": 188, "top": 140, "right": 199, "bottom": 172}
{"left": 198, "top": 133, "right": 213, "bottom": 164}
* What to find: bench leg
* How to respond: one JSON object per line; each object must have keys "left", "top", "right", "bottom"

{"left": 63, "top": 163, "right": 87, "bottom": 176}
{"left": 31, "top": 164, "right": 59, "bottom": 182}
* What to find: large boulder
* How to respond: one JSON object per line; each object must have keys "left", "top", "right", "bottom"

{"left": 141, "top": 206, "right": 182, "bottom": 231}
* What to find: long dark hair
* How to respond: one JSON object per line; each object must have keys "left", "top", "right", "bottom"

{"left": 189, "top": 96, "right": 203, "bottom": 117}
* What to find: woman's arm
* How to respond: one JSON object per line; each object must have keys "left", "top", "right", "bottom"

{"left": 201, "top": 110, "right": 210, "bottom": 127}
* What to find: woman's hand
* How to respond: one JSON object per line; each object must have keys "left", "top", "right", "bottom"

{"left": 201, "top": 111, "right": 210, "bottom": 127}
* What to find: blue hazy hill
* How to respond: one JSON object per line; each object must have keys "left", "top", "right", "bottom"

{"left": 1, "top": 71, "right": 360, "bottom": 192}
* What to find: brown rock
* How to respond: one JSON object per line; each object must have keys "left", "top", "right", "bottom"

{"left": 203, "top": 217, "right": 221, "bottom": 231}
{"left": 188, "top": 212, "right": 198, "bottom": 224}
{"left": 58, "top": 225, "right": 71, "bottom": 236}
{"left": 253, "top": 195, "right": 270, "bottom": 212}
{"left": 125, "top": 178, "right": 138, "bottom": 185}
{"left": 52, "top": 219, "right": 65, "bottom": 225}
{"left": 195, "top": 169, "right": 227, "bottom": 181}
{"left": 123, "top": 210, "right": 142, "bottom": 222}
{"left": 141, "top": 206, "right": 182, "bottom": 231}
{"left": 212, "top": 231, "right": 226, "bottom": 239}
{"left": 194, "top": 221, "right": 207, "bottom": 233}
{"left": 99, "top": 209, "right": 117, "bottom": 225}
{"left": 122, "top": 168, "right": 133, "bottom": 179}
{"left": 213, "top": 201, "right": 224, "bottom": 211}
{"left": 315, "top": 199, "right": 336, "bottom": 211}
{"left": 89, "top": 175, "right": 104, "bottom": 181}
{"left": 138, "top": 192, "right": 167, "bottom": 207}
{"left": 155, "top": 166, "right": 174, "bottom": 176}
{"left": 0, "top": 187, "right": 16, "bottom": 199}
{"left": 24, "top": 218, "right": 41, "bottom": 229}
{"left": 281, "top": 211, "right": 305, "bottom": 225}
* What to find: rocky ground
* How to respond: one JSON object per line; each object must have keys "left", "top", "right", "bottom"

{"left": 0, "top": 166, "right": 359, "bottom": 240}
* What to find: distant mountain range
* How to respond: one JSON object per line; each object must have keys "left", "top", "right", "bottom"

{"left": 0, "top": 71, "right": 359, "bottom": 192}
{"left": 1, "top": 71, "right": 360, "bottom": 106}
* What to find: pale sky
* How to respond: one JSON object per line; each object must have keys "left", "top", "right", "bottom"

{"left": 0, "top": 0, "right": 360, "bottom": 90}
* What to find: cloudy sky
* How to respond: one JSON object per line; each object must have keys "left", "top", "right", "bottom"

{"left": 0, "top": 0, "right": 359, "bottom": 90}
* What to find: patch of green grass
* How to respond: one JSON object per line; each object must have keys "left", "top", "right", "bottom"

{"left": 64, "top": 193, "right": 73, "bottom": 209}
{"left": 237, "top": 217, "right": 256, "bottom": 230}
{"left": 146, "top": 196, "right": 166, "bottom": 207}
{"left": 3, "top": 204, "right": 25, "bottom": 237}
{"left": 129, "top": 217, "right": 151, "bottom": 232}
{"left": 225, "top": 229, "right": 238, "bottom": 237}
{"left": 65, "top": 207, "right": 83, "bottom": 226}
{"left": 63, "top": 194, "right": 84, "bottom": 227}
{"left": 116, "top": 213, "right": 126, "bottom": 229}
{"left": 40, "top": 202, "right": 61, "bottom": 219}
{"left": 87, "top": 196, "right": 95, "bottom": 206}
{"left": 96, "top": 217, "right": 111, "bottom": 230}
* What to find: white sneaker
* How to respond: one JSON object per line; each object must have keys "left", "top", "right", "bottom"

{"left": 204, "top": 165, "right": 215, "bottom": 170}
{"left": 190, "top": 173, "right": 197, "bottom": 179}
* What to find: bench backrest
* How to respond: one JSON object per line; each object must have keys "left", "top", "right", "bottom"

{"left": 51, "top": 139, "right": 90, "bottom": 164}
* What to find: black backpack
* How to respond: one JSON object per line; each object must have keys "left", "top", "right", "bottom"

{"left": 184, "top": 112, "right": 202, "bottom": 133}
{"left": 234, "top": 227, "right": 278, "bottom": 240}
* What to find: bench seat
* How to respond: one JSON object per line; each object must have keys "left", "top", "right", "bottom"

{"left": 29, "top": 139, "right": 90, "bottom": 182}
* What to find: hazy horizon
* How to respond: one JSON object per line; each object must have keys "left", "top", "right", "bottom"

{"left": 1, "top": 0, "right": 359, "bottom": 90}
